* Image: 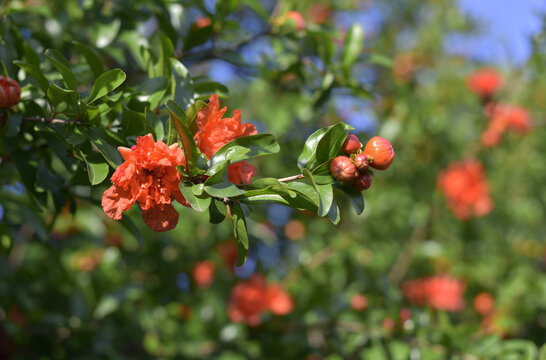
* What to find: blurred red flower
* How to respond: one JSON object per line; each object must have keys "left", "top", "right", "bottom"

{"left": 192, "top": 260, "right": 216, "bottom": 289}
{"left": 466, "top": 68, "right": 502, "bottom": 99}
{"left": 227, "top": 274, "right": 293, "bottom": 326}
{"left": 473, "top": 292, "right": 494, "bottom": 315}
{"left": 482, "top": 104, "right": 532, "bottom": 147}
{"left": 350, "top": 294, "right": 368, "bottom": 311}
{"left": 402, "top": 275, "right": 465, "bottom": 312}
{"left": 102, "top": 134, "right": 189, "bottom": 232}
{"left": 194, "top": 94, "right": 258, "bottom": 184}
{"left": 437, "top": 159, "right": 493, "bottom": 220}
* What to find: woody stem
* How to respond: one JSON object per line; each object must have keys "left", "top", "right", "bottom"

{"left": 277, "top": 174, "right": 304, "bottom": 183}
{"left": 21, "top": 116, "right": 82, "bottom": 125}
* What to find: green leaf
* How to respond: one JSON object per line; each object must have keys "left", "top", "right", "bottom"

{"left": 207, "top": 134, "right": 280, "bottom": 175}
{"left": 87, "top": 69, "right": 126, "bottom": 104}
{"left": 311, "top": 161, "right": 335, "bottom": 185}
{"left": 47, "top": 83, "right": 77, "bottom": 114}
{"left": 298, "top": 127, "right": 328, "bottom": 170}
{"left": 89, "top": 19, "right": 121, "bottom": 49}
{"left": 136, "top": 77, "right": 168, "bottom": 110}
{"left": 194, "top": 80, "right": 229, "bottom": 100}
{"left": 90, "top": 128, "right": 123, "bottom": 168}
{"left": 315, "top": 122, "right": 352, "bottom": 166}
{"left": 335, "top": 184, "right": 365, "bottom": 215}
{"left": 45, "top": 49, "right": 78, "bottom": 90}
{"left": 13, "top": 60, "right": 49, "bottom": 94}
{"left": 209, "top": 198, "right": 228, "bottom": 224}
{"left": 231, "top": 204, "right": 249, "bottom": 266}
{"left": 171, "top": 58, "right": 194, "bottom": 109}
{"left": 121, "top": 103, "right": 147, "bottom": 137}
{"left": 303, "top": 168, "right": 333, "bottom": 217}
{"left": 73, "top": 41, "right": 104, "bottom": 78}
{"left": 179, "top": 182, "right": 211, "bottom": 212}
{"left": 5, "top": 113, "right": 21, "bottom": 137}
{"left": 368, "top": 53, "right": 393, "bottom": 68}
{"left": 203, "top": 162, "right": 245, "bottom": 198}
{"left": 83, "top": 153, "right": 110, "bottom": 185}
{"left": 326, "top": 201, "right": 340, "bottom": 225}
{"left": 185, "top": 100, "right": 208, "bottom": 134}
{"left": 341, "top": 24, "right": 365, "bottom": 73}
{"left": 156, "top": 33, "right": 174, "bottom": 78}
{"left": 166, "top": 100, "right": 199, "bottom": 170}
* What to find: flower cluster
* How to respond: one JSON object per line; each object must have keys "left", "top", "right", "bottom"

{"left": 437, "top": 159, "right": 493, "bottom": 220}
{"left": 227, "top": 274, "right": 294, "bottom": 326}
{"left": 102, "top": 95, "right": 260, "bottom": 231}
{"left": 481, "top": 104, "right": 532, "bottom": 147}
{"left": 194, "top": 94, "right": 258, "bottom": 184}
{"left": 329, "top": 134, "right": 394, "bottom": 192}
{"left": 102, "top": 134, "right": 188, "bottom": 232}
{"left": 402, "top": 276, "right": 465, "bottom": 312}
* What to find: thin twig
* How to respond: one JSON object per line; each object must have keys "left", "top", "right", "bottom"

{"left": 21, "top": 116, "right": 82, "bottom": 125}
{"left": 277, "top": 174, "right": 304, "bottom": 182}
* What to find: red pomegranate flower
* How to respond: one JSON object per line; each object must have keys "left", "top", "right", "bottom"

{"left": 402, "top": 276, "right": 465, "bottom": 312}
{"left": 194, "top": 95, "right": 258, "bottom": 184}
{"left": 474, "top": 292, "right": 494, "bottom": 315}
{"left": 227, "top": 274, "right": 293, "bottom": 326}
{"left": 102, "top": 134, "right": 189, "bottom": 232}
{"left": 437, "top": 159, "right": 493, "bottom": 220}
{"left": 481, "top": 104, "right": 532, "bottom": 147}
{"left": 466, "top": 68, "right": 502, "bottom": 99}
{"left": 192, "top": 260, "right": 216, "bottom": 289}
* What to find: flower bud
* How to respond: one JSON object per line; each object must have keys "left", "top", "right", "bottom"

{"left": 342, "top": 134, "right": 362, "bottom": 155}
{"left": 329, "top": 156, "right": 356, "bottom": 183}
{"left": 0, "top": 76, "right": 21, "bottom": 108}
{"left": 363, "top": 136, "right": 394, "bottom": 170}
{"left": 353, "top": 172, "right": 372, "bottom": 191}
{"left": 353, "top": 153, "right": 370, "bottom": 171}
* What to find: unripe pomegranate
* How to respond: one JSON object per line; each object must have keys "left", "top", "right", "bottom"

{"left": 363, "top": 136, "right": 394, "bottom": 170}
{"left": 342, "top": 134, "right": 362, "bottom": 155}
{"left": 353, "top": 172, "right": 372, "bottom": 191}
{"left": 329, "top": 156, "right": 356, "bottom": 183}
{"left": 353, "top": 153, "right": 370, "bottom": 171}
{"left": 0, "top": 76, "right": 21, "bottom": 108}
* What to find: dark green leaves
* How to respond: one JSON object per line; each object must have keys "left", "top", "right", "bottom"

{"left": 166, "top": 100, "right": 199, "bottom": 170}
{"left": 13, "top": 60, "right": 49, "bottom": 94}
{"left": 45, "top": 49, "right": 78, "bottom": 90}
{"left": 298, "top": 122, "right": 353, "bottom": 171}
{"left": 231, "top": 203, "right": 249, "bottom": 266}
{"left": 179, "top": 182, "right": 211, "bottom": 212}
{"left": 203, "top": 162, "right": 245, "bottom": 198}
{"left": 87, "top": 69, "right": 126, "bottom": 104}
{"left": 207, "top": 134, "right": 280, "bottom": 175}
{"left": 73, "top": 41, "right": 104, "bottom": 78}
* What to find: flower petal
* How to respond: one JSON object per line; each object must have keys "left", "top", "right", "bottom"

{"left": 102, "top": 185, "right": 135, "bottom": 220}
{"left": 141, "top": 204, "right": 179, "bottom": 232}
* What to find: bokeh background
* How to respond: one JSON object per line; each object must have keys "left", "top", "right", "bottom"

{"left": 1, "top": 0, "right": 546, "bottom": 358}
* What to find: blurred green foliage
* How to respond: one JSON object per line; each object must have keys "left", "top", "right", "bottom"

{"left": 1, "top": 0, "right": 545, "bottom": 358}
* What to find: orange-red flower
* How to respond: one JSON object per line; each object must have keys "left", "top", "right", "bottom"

{"left": 350, "top": 294, "right": 368, "bottom": 311}
{"left": 437, "top": 159, "right": 493, "bottom": 220}
{"left": 466, "top": 68, "right": 502, "bottom": 99}
{"left": 192, "top": 260, "right": 216, "bottom": 289}
{"left": 402, "top": 275, "right": 465, "bottom": 312}
{"left": 194, "top": 95, "right": 258, "bottom": 184}
{"left": 102, "top": 134, "right": 189, "bottom": 232}
{"left": 474, "top": 292, "right": 494, "bottom": 315}
{"left": 227, "top": 274, "right": 293, "bottom": 326}
{"left": 481, "top": 104, "right": 532, "bottom": 147}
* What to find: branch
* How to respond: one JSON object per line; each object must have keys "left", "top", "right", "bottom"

{"left": 277, "top": 174, "right": 304, "bottom": 182}
{"left": 21, "top": 116, "right": 82, "bottom": 125}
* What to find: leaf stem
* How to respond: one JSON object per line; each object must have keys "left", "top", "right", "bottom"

{"left": 277, "top": 174, "right": 304, "bottom": 182}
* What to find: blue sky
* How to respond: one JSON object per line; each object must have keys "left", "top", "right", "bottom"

{"left": 449, "top": 0, "right": 546, "bottom": 66}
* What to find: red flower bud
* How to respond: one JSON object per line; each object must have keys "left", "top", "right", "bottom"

{"left": 353, "top": 153, "right": 370, "bottom": 171}
{"left": 353, "top": 172, "right": 372, "bottom": 191}
{"left": 363, "top": 136, "right": 395, "bottom": 170}
{"left": 329, "top": 156, "right": 356, "bottom": 183}
{"left": 342, "top": 134, "right": 362, "bottom": 155}
{"left": 0, "top": 76, "right": 21, "bottom": 108}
